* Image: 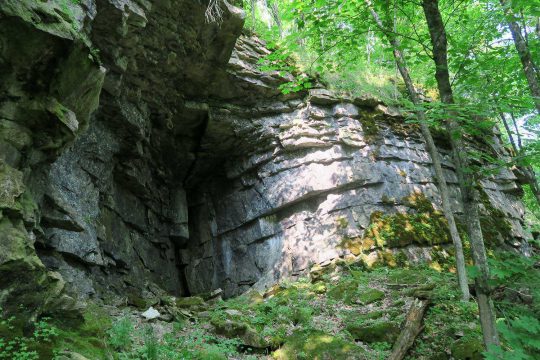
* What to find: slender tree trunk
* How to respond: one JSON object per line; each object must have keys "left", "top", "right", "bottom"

{"left": 365, "top": 0, "right": 470, "bottom": 301}
{"left": 500, "top": 0, "right": 540, "bottom": 113}
{"left": 367, "top": 28, "right": 372, "bottom": 65}
{"left": 269, "top": 1, "right": 282, "bottom": 38}
{"left": 421, "top": 0, "right": 500, "bottom": 348}
{"left": 250, "top": 0, "right": 256, "bottom": 31}
{"left": 499, "top": 112, "right": 519, "bottom": 154}
{"left": 500, "top": 113, "right": 540, "bottom": 205}
{"left": 509, "top": 112, "right": 523, "bottom": 150}
{"left": 501, "top": 111, "right": 540, "bottom": 205}
{"left": 525, "top": 166, "right": 540, "bottom": 205}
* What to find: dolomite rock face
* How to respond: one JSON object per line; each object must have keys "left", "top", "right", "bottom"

{"left": 0, "top": 0, "right": 529, "bottom": 311}
{"left": 0, "top": 0, "right": 244, "bottom": 312}
{"left": 182, "top": 37, "right": 528, "bottom": 296}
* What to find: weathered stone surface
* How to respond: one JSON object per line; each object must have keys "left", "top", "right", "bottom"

{"left": 0, "top": 0, "right": 530, "bottom": 315}
{"left": 0, "top": 0, "right": 104, "bottom": 317}
{"left": 182, "top": 36, "right": 530, "bottom": 297}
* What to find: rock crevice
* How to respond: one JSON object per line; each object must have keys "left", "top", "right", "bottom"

{"left": 0, "top": 0, "right": 529, "bottom": 314}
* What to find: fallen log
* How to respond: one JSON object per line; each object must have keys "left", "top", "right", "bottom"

{"left": 388, "top": 298, "right": 431, "bottom": 360}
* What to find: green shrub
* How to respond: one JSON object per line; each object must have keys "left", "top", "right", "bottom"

{"left": 107, "top": 317, "right": 133, "bottom": 351}
{"left": 0, "top": 314, "right": 58, "bottom": 360}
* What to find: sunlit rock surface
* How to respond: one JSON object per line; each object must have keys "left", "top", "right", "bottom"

{"left": 0, "top": 0, "right": 529, "bottom": 312}
{"left": 183, "top": 37, "right": 528, "bottom": 296}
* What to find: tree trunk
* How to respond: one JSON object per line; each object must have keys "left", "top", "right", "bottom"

{"left": 389, "top": 298, "right": 431, "bottom": 360}
{"left": 499, "top": 112, "right": 519, "bottom": 154}
{"left": 509, "top": 112, "right": 523, "bottom": 150}
{"left": 269, "top": 1, "right": 282, "bottom": 38}
{"left": 500, "top": 0, "right": 540, "bottom": 113}
{"left": 365, "top": 0, "right": 470, "bottom": 301}
{"left": 250, "top": 0, "right": 256, "bottom": 31}
{"left": 505, "top": 113, "right": 540, "bottom": 205}
{"left": 421, "top": 0, "right": 500, "bottom": 348}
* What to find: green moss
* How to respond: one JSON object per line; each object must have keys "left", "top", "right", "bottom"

{"left": 338, "top": 236, "right": 375, "bottom": 256}
{"left": 394, "top": 251, "right": 409, "bottom": 267}
{"left": 402, "top": 191, "right": 440, "bottom": 213}
{"left": 327, "top": 279, "right": 358, "bottom": 305}
{"left": 50, "top": 303, "right": 111, "bottom": 359}
{"left": 336, "top": 217, "right": 349, "bottom": 229}
{"left": 478, "top": 189, "right": 512, "bottom": 246}
{"left": 240, "top": 290, "right": 265, "bottom": 306}
{"left": 340, "top": 310, "right": 388, "bottom": 323}
{"left": 0, "top": 302, "right": 111, "bottom": 360}
{"left": 327, "top": 279, "right": 384, "bottom": 306}
{"left": 312, "top": 282, "right": 327, "bottom": 294}
{"left": 363, "top": 193, "right": 451, "bottom": 248}
{"left": 345, "top": 320, "right": 400, "bottom": 343}
{"left": 450, "top": 337, "right": 484, "bottom": 360}
{"left": 211, "top": 317, "right": 248, "bottom": 337}
{"left": 0, "top": 160, "right": 25, "bottom": 209}
{"left": 364, "top": 210, "right": 450, "bottom": 248}
{"left": 357, "top": 288, "right": 385, "bottom": 305}
{"left": 210, "top": 316, "right": 269, "bottom": 348}
{"left": 176, "top": 296, "right": 205, "bottom": 308}
{"left": 272, "top": 330, "right": 366, "bottom": 360}
{"left": 198, "top": 347, "right": 228, "bottom": 360}
{"left": 0, "top": 121, "right": 32, "bottom": 150}
{"left": 1, "top": 0, "right": 85, "bottom": 40}
{"left": 273, "top": 289, "right": 297, "bottom": 305}
{"left": 381, "top": 194, "right": 396, "bottom": 205}
{"left": 309, "top": 262, "right": 337, "bottom": 282}
{"left": 360, "top": 113, "right": 380, "bottom": 143}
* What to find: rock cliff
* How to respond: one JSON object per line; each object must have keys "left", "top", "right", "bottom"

{"left": 0, "top": 0, "right": 529, "bottom": 316}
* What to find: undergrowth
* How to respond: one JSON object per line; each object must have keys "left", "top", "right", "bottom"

{"left": 0, "top": 252, "right": 538, "bottom": 359}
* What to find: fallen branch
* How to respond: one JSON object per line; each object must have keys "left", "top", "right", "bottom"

{"left": 388, "top": 298, "right": 431, "bottom": 360}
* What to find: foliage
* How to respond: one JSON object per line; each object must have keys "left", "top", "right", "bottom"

{"left": 485, "top": 317, "right": 540, "bottom": 360}
{"left": 3, "top": 263, "right": 535, "bottom": 359}
{"left": 522, "top": 184, "right": 540, "bottom": 234}
{"left": 244, "top": 0, "right": 540, "bottom": 182}
{"left": 107, "top": 317, "right": 134, "bottom": 351}
{"left": 481, "top": 252, "right": 540, "bottom": 359}
{"left": 0, "top": 314, "right": 59, "bottom": 360}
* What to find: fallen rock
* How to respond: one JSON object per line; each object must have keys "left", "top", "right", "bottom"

{"left": 308, "top": 89, "right": 340, "bottom": 105}
{"left": 451, "top": 338, "right": 484, "bottom": 360}
{"left": 211, "top": 317, "right": 270, "bottom": 348}
{"left": 141, "top": 306, "right": 160, "bottom": 320}
{"left": 356, "top": 288, "right": 385, "bottom": 305}
{"left": 346, "top": 320, "right": 400, "bottom": 343}
{"left": 272, "top": 330, "right": 366, "bottom": 359}
{"left": 176, "top": 296, "right": 205, "bottom": 308}
{"left": 224, "top": 309, "right": 242, "bottom": 316}
{"left": 56, "top": 352, "right": 90, "bottom": 360}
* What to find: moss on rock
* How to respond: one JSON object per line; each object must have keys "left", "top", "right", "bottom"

{"left": 357, "top": 288, "right": 385, "bottom": 305}
{"left": 478, "top": 189, "right": 512, "bottom": 246}
{"left": 327, "top": 279, "right": 358, "bottom": 304}
{"left": 346, "top": 320, "right": 400, "bottom": 343}
{"left": 272, "top": 330, "right": 366, "bottom": 360}
{"left": 211, "top": 316, "right": 269, "bottom": 348}
{"left": 0, "top": 160, "right": 24, "bottom": 210}
{"left": 359, "top": 113, "right": 380, "bottom": 143}
{"left": 312, "top": 282, "right": 327, "bottom": 294}
{"left": 450, "top": 337, "right": 484, "bottom": 360}
{"left": 339, "top": 237, "right": 375, "bottom": 256}
{"left": 363, "top": 193, "right": 451, "bottom": 248}
{"left": 176, "top": 296, "right": 205, "bottom": 308}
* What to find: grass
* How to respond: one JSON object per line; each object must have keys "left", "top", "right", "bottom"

{"left": 1, "top": 253, "right": 538, "bottom": 359}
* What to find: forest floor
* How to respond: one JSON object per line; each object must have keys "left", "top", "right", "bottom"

{"left": 1, "top": 258, "right": 505, "bottom": 360}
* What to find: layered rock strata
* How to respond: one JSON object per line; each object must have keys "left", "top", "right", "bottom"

{"left": 0, "top": 0, "right": 529, "bottom": 314}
